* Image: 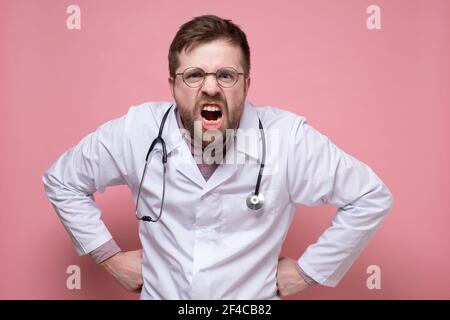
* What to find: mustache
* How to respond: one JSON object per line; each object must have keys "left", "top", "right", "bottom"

{"left": 197, "top": 100, "right": 224, "bottom": 106}
{"left": 196, "top": 95, "right": 225, "bottom": 107}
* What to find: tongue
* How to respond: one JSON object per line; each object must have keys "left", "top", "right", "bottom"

{"left": 202, "top": 114, "right": 223, "bottom": 130}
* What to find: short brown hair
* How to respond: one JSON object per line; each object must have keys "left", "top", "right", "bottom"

{"left": 168, "top": 15, "right": 251, "bottom": 78}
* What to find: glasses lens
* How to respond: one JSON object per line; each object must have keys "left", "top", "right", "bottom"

{"left": 183, "top": 68, "right": 205, "bottom": 87}
{"left": 217, "top": 68, "right": 238, "bottom": 87}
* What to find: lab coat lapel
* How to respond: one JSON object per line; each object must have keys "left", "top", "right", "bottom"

{"left": 176, "top": 148, "right": 208, "bottom": 189}
{"left": 202, "top": 141, "right": 238, "bottom": 194}
{"left": 163, "top": 104, "right": 206, "bottom": 189}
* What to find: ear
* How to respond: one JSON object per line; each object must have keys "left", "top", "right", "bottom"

{"left": 168, "top": 77, "right": 175, "bottom": 98}
{"left": 244, "top": 75, "right": 251, "bottom": 97}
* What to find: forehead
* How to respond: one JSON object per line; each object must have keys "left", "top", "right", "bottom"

{"left": 177, "top": 38, "right": 244, "bottom": 71}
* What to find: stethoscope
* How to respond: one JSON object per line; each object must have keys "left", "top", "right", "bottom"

{"left": 135, "top": 104, "right": 266, "bottom": 222}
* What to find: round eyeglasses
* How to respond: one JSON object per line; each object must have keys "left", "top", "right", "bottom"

{"left": 175, "top": 67, "right": 245, "bottom": 88}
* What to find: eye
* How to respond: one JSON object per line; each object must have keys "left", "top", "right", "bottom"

{"left": 219, "top": 71, "right": 231, "bottom": 79}
{"left": 184, "top": 69, "right": 204, "bottom": 81}
{"left": 187, "top": 71, "right": 202, "bottom": 79}
{"left": 218, "top": 70, "right": 236, "bottom": 82}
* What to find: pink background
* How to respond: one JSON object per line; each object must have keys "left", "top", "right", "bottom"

{"left": 1, "top": 0, "right": 449, "bottom": 299}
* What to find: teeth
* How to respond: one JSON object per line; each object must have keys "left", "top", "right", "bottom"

{"left": 202, "top": 105, "right": 221, "bottom": 112}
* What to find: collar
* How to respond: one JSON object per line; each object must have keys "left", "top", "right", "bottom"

{"left": 161, "top": 103, "right": 184, "bottom": 156}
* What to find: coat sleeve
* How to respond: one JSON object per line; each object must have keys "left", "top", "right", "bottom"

{"left": 42, "top": 113, "right": 130, "bottom": 255}
{"left": 286, "top": 116, "right": 393, "bottom": 287}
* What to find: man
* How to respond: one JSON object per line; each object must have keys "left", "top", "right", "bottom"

{"left": 42, "top": 15, "right": 393, "bottom": 299}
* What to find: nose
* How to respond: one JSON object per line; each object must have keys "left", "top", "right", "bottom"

{"left": 200, "top": 74, "right": 221, "bottom": 97}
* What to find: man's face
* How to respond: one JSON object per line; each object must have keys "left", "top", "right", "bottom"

{"left": 169, "top": 38, "right": 251, "bottom": 146}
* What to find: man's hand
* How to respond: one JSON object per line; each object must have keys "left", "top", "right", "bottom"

{"left": 101, "top": 249, "right": 144, "bottom": 293}
{"left": 276, "top": 257, "right": 310, "bottom": 297}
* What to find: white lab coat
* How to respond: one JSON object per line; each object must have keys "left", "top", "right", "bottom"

{"left": 42, "top": 101, "right": 393, "bottom": 299}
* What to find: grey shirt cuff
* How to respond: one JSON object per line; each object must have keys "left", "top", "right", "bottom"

{"left": 89, "top": 239, "right": 121, "bottom": 264}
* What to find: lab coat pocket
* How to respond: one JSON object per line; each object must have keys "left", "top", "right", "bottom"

{"left": 219, "top": 189, "right": 278, "bottom": 248}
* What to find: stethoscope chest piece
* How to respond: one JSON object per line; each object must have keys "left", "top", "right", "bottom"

{"left": 246, "top": 192, "right": 264, "bottom": 210}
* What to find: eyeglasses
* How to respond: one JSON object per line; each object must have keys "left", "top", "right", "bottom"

{"left": 175, "top": 67, "right": 245, "bottom": 88}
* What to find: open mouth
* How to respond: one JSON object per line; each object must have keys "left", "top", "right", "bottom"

{"left": 200, "top": 104, "right": 223, "bottom": 129}
{"left": 201, "top": 105, "right": 222, "bottom": 121}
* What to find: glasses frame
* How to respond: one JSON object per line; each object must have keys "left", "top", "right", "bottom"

{"left": 175, "top": 67, "right": 245, "bottom": 88}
